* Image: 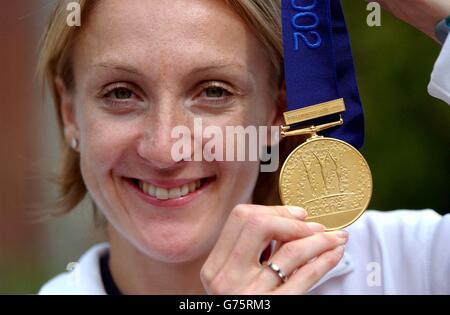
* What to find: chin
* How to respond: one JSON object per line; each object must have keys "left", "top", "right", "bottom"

{"left": 140, "top": 238, "right": 212, "bottom": 264}
{"left": 132, "top": 224, "right": 217, "bottom": 264}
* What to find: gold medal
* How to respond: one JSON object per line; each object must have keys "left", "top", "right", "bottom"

{"left": 279, "top": 99, "right": 373, "bottom": 231}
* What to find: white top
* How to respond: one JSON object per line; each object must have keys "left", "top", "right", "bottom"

{"left": 428, "top": 36, "right": 450, "bottom": 105}
{"left": 38, "top": 209, "right": 450, "bottom": 295}
{"left": 39, "top": 37, "right": 450, "bottom": 296}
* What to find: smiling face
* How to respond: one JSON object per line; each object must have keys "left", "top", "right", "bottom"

{"left": 59, "top": 0, "right": 281, "bottom": 263}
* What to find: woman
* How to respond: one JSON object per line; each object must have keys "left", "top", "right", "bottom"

{"left": 38, "top": 0, "right": 450, "bottom": 294}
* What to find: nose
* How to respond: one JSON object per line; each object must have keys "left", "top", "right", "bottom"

{"left": 137, "top": 101, "right": 192, "bottom": 170}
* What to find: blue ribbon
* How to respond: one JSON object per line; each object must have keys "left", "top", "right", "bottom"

{"left": 281, "top": 0, "right": 365, "bottom": 149}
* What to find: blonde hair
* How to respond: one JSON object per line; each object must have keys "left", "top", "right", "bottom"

{"left": 38, "top": 0, "right": 303, "bottom": 214}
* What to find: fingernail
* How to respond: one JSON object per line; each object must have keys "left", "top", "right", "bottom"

{"left": 306, "top": 222, "right": 326, "bottom": 232}
{"left": 332, "top": 230, "right": 349, "bottom": 240}
{"left": 287, "top": 206, "right": 306, "bottom": 219}
{"left": 334, "top": 245, "right": 345, "bottom": 254}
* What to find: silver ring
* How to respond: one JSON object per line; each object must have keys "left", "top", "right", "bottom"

{"left": 265, "top": 261, "right": 288, "bottom": 283}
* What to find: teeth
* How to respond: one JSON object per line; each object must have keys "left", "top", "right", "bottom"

{"left": 143, "top": 182, "right": 148, "bottom": 194}
{"left": 138, "top": 180, "right": 205, "bottom": 200}
{"left": 148, "top": 184, "right": 156, "bottom": 197}
{"left": 156, "top": 187, "right": 169, "bottom": 200}
{"left": 168, "top": 187, "right": 181, "bottom": 199}
{"left": 180, "top": 184, "right": 189, "bottom": 196}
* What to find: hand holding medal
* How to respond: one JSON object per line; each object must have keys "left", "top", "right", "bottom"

{"left": 201, "top": 0, "right": 362, "bottom": 294}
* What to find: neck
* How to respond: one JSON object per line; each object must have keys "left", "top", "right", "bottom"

{"left": 107, "top": 225, "right": 208, "bottom": 295}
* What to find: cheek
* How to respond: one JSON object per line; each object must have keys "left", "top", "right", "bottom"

{"left": 78, "top": 109, "right": 139, "bottom": 177}
{"left": 219, "top": 160, "right": 260, "bottom": 205}
{"left": 199, "top": 102, "right": 270, "bottom": 203}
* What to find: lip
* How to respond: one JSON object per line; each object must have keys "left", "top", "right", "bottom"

{"left": 123, "top": 177, "right": 214, "bottom": 208}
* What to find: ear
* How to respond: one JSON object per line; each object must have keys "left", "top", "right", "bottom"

{"left": 54, "top": 76, "right": 79, "bottom": 148}
{"left": 266, "top": 82, "right": 287, "bottom": 146}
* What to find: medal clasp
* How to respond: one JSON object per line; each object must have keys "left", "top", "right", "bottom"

{"left": 281, "top": 98, "right": 345, "bottom": 139}
{"left": 281, "top": 117, "right": 344, "bottom": 139}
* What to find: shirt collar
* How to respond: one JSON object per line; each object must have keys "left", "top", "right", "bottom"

{"left": 80, "top": 242, "right": 354, "bottom": 294}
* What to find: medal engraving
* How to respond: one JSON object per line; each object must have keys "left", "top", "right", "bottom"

{"left": 279, "top": 137, "right": 372, "bottom": 230}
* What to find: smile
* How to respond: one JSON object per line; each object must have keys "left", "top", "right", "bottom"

{"left": 124, "top": 176, "right": 215, "bottom": 206}
{"left": 137, "top": 178, "right": 207, "bottom": 200}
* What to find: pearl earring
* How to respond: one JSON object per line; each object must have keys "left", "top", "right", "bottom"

{"left": 71, "top": 137, "right": 79, "bottom": 150}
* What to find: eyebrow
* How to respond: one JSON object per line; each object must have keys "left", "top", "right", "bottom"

{"left": 95, "top": 62, "right": 143, "bottom": 76}
{"left": 93, "top": 61, "right": 248, "bottom": 77}
{"left": 189, "top": 62, "right": 248, "bottom": 75}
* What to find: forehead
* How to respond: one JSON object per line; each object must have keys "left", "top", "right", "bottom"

{"left": 73, "top": 0, "right": 269, "bottom": 76}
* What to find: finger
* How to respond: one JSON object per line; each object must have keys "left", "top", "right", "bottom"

{"left": 216, "top": 215, "right": 324, "bottom": 282}
{"left": 202, "top": 205, "right": 306, "bottom": 281}
{"left": 207, "top": 205, "right": 306, "bottom": 265}
{"left": 267, "top": 222, "right": 327, "bottom": 261}
{"left": 272, "top": 245, "right": 346, "bottom": 294}
{"left": 257, "top": 230, "right": 348, "bottom": 289}
{"left": 203, "top": 214, "right": 320, "bottom": 293}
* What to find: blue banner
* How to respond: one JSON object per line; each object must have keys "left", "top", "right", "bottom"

{"left": 281, "top": 0, "right": 365, "bottom": 149}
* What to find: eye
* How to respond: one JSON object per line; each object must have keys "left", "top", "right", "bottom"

{"left": 202, "top": 86, "right": 230, "bottom": 98}
{"left": 98, "top": 83, "right": 143, "bottom": 114}
{"left": 197, "top": 82, "right": 233, "bottom": 100}
{"left": 106, "top": 87, "right": 134, "bottom": 100}
{"left": 191, "top": 81, "right": 236, "bottom": 111}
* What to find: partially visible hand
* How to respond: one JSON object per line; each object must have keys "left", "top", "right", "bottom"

{"left": 200, "top": 204, "right": 348, "bottom": 295}
{"left": 373, "top": 0, "right": 450, "bottom": 41}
